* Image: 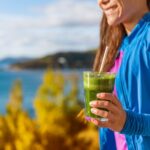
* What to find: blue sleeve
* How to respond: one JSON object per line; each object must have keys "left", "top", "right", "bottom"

{"left": 120, "top": 35, "right": 150, "bottom": 136}
{"left": 120, "top": 110, "right": 150, "bottom": 136}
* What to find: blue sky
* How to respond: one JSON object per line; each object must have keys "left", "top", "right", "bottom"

{"left": 0, "top": 0, "right": 55, "bottom": 16}
{"left": 0, "top": 0, "right": 101, "bottom": 59}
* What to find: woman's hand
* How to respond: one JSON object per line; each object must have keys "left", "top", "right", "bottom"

{"left": 89, "top": 93, "right": 126, "bottom": 132}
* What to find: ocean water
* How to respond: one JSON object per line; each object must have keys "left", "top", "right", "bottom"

{"left": 0, "top": 70, "right": 44, "bottom": 115}
{"left": 0, "top": 69, "right": 84, "bottom": 116}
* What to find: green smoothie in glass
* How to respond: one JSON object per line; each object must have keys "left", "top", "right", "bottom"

{"left": 83, "top": 71, "right": 115, "bottom": 119}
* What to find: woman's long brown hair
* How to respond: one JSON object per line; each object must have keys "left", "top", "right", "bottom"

{"left": 93, "top": 0, "right": 150, "bottom": 72}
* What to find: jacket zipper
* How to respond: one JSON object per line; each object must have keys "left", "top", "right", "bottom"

{"left": 120, "top": 68, "right": 129, "bottom": 108}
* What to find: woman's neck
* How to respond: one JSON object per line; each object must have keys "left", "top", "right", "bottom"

{"left": 123, "top": 8, "right": 149, "bottom": 35}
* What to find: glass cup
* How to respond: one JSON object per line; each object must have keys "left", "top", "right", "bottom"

{"left": 83, "top": 71, "right": 115, "bottom": 121}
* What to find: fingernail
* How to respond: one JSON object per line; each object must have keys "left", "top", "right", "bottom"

{"left": 91, "top": 108, "right": 96, "bottom": 113}
{"left": 89, "top": 101, "right": 94, "bottom": 106}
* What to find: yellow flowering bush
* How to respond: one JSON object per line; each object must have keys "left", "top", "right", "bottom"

{"left": 0, "top": 70, "right": 99, "bottom": 150}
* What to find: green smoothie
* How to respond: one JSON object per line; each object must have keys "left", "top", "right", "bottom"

{"left": 83, "top": 71, "right": 115, "bottom": 119}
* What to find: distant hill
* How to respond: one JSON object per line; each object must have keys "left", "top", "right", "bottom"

{"left": 0, "top": 57, "right": 31, "bottom": 69}
{"left": 10, "top": 50, "right": 96, "bottom": 70}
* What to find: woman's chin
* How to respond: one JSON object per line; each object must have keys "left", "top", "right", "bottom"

{"left": 107, "top": 18, "right": 120, "bottom": 26}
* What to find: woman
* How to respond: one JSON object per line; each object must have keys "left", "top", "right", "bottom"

{"left": 88, "top": 0, "right": 150, "bottom": 149}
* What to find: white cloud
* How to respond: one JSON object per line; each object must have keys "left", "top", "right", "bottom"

{"left": 0, "top": 0, "right": 102, "bottom": 59}
{"left": 39, "top": 0, "right": 101, "bottom": 26}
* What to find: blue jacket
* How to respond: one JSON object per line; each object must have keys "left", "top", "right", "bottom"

{"left": 99, "top": 12, "right": 150, "bottom": 150}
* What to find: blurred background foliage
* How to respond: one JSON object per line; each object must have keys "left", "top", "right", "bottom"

{"left": 0, "top": 70, "right": 99, "bottom": 150}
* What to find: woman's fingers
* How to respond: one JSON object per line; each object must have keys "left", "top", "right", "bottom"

{"left": 90, "top": 100, "right": 118, "bottom": 114}
{"left": 90, "top": 107, "right": 116, "bottom": 122}
{"left": 88, "top": 93, "right": 127, "bottom": 132}
{"left": 97, "top": 93, "right": 122, "bottom": 108}
{"left": 90, "top": 118, "right": 109, "bottom": 128}
{"left": 90, "top": 114, "right": 115, "bottom": 128}
{"left": 91, "top": 108, "right": 109, "bottom": 118}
